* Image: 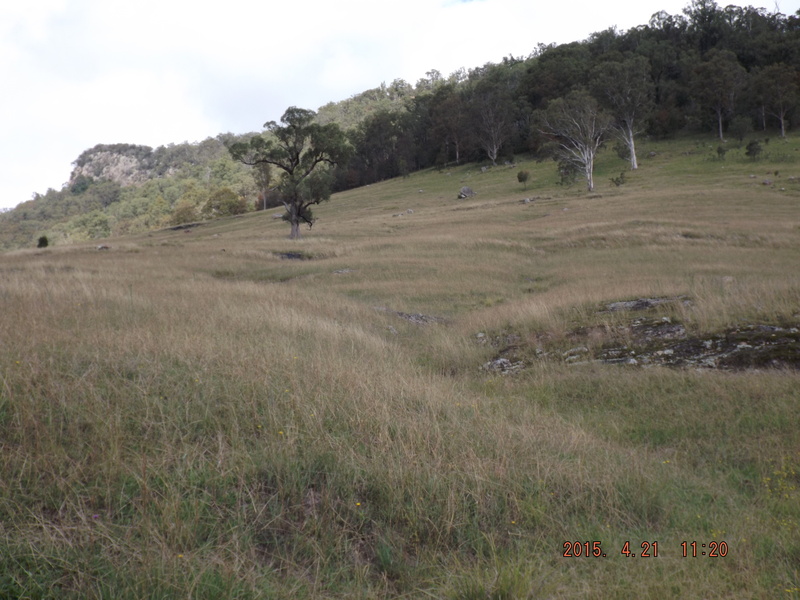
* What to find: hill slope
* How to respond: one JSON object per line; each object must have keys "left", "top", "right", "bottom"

{"left": 1, "top": 136, "right": 799, "bottom": 598}
{"left": 4, "top": 1, "right": 799, "bottom": 252}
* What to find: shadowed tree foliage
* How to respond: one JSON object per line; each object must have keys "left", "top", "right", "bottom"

{"left": 684, "top": 0, "right": 727, "bottom": 55}
{"left": 348, "top": 109, "right": 414, "bottom": 185}
{"left": 228, "top": 107, "right": 350, "bottom": 239}
{"left": 692, "top": 49, "right": 748, "bottom": 140}
{"left": 429, "top": 84, "right": 473, "bottom": 166}
{"left": 523, "top": 42, "right": 593, "bottom": 110}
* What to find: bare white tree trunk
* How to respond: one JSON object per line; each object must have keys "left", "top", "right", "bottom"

{"left": 626, "top": 126, "right": 638, "bottom": 170}
{"left": 478, "top": 103, "right": 509, "bottom": 166}
{"left": 584, "top": 152, "right": 595, "bottom": 192}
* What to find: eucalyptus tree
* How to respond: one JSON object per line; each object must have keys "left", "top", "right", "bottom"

{"left": 429, "top": 84, "right": 473, "bottom": 166}
{"left": 467, "top": 61, "right": 526, "bottom": 165}
{"left": 753, "top": 63, "right": 799, "bottom": 138}
{"left": 473, "top": 92, "right": 512, "bottom": 166}
{"left": 535, "top": 90, "right": 613, "bottom": 192}
{"left": 227, "top": 107, "right": 350, "bottom": 239}
{"left": 591, "top": 55, "right": 654, "bottom": 170}
{"left": 691, "top": 49, "right": 747, "bottom": 141}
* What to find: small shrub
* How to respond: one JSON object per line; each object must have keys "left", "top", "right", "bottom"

{"left": 170, "top": 200, "right": 198, "bottom": 226}
{"left": 746, "top": 140, "right": 763, "bottom": 160}
{"left": 556, "top": 159, "right": 578, "bottom": 187}
{"left": 717, "top": 146, "right": 727, "bottom": 160}
{"left": 203, "top": 187, "right": 248, "bottom": 217}
{"left": 613, "top": 141, "right": 631, "bottom": 161}
{"left": 517, "top": 170, "right": 530, "bottom": 190}
{"left": 36, "top": 236, "right": 49, "bottom": 248}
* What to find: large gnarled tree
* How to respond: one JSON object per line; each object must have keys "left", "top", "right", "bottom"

{"left": 228, "top": 107, "right": 350, "bottom": 239}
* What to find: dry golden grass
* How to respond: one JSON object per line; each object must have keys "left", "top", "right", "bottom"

{"left": 1, "top": 136, "right": 799, "bottom": 598}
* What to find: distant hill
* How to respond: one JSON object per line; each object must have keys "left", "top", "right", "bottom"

{"left": 0, "top": 136, "right": 257, "bottom": 250}
{"left": 316, "top": 78, "right": 417, "bottom": 130}
{"left": 2, "top": 0, "right": 798, "bottom": 250}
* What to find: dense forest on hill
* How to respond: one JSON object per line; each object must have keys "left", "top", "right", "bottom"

{"left": 2, "top": 0, "right": 799, "bottom": 249}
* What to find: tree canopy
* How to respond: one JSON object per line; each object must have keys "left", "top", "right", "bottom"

{"left": 228, "top": 107, "right": 350, "bottom": 239}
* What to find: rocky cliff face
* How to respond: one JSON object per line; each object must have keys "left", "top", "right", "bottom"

{"left": 69, "top": 143, "right": 161, "bottom": 188}
{"left": 70, "top": 150, "right": 155, "bottom": 187}
{"left": 67, "top": 138, "right": 232, "bottom": 189}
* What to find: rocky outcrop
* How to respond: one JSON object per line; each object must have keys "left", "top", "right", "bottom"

{"left": 602, "top": 296, "right": 690, "bottom": 312}
{"left": 70, "top": 150, "right": 155, "bottom": 187}
{"left": 597, "top": 322, "right": 800, "bottom": 370}
{"left": 375, "top": 307, "right": 447, "bottom": 326}
{"left": 482, "top": 357, "right": 525, "bottom": 374}
{"left": 458, "top": 186, "right": 476, "bottom": 199}
{"left": 477, "top": 297, "right": 800, "bottom": 374}
{"left": 67, "top": 138, "right": 229, "bottom": 189}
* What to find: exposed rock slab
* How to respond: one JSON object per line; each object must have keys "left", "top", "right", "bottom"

{"left": 478, "top": 319, "right": 799, "bottom": 374}
{"left": 375, "top": 307, "right": 447, "bottom": 326}
{"left": 602, "top": 296, "right": 690, "bottom": 312}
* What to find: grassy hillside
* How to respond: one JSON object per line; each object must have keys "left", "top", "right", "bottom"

{"left": 1, "top": 136, "right": 799, "bottom": 598}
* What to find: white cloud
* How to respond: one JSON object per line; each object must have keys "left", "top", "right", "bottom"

{"left": 0, "top": 0, "right": 791, "bottom": 209}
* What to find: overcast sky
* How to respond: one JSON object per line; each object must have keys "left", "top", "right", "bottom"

{"left": 1, "top": 0, "right": 794, "bottom": 210}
